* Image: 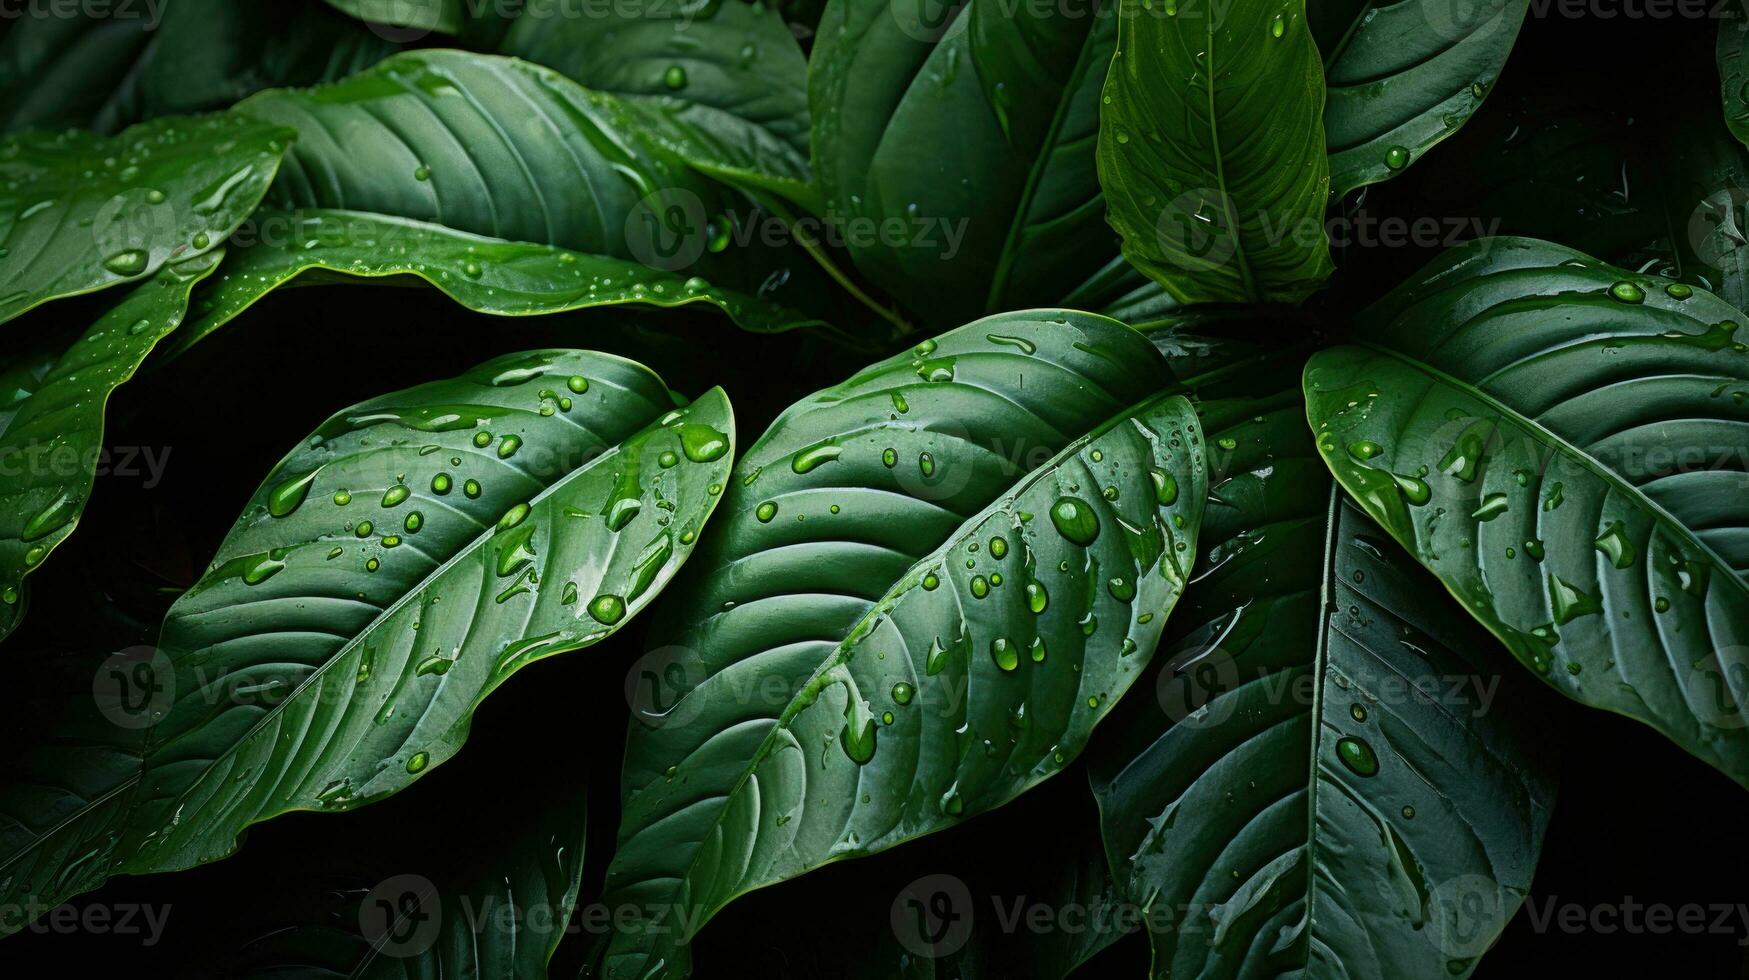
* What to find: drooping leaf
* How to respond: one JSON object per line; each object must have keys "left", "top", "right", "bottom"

{"left": 140, "top": 0, "right": 399, "bottom": 119}
{"left": 601, "top": 311, "right": 1208, "bottom": 977}
{"left": 235, "top": 50, "right": 830, "bottom": 314}
{"left": 809, "top": 0, "right": 1130, "bottom": 324}
{"left": 1098, "top": 0, "right": 1334, "bottom": 305}
{"left": 0, "top": 350, "right": 733, "bottom": 922}
{"left": 1316, "top": 0, "right": 1528, "bottom": 198}
{"left": 324, "top": 0, "right": 465, "bottom": 36}
{"left": 1305, "top": 236, "right": 1749, "bottom": 785}
{"left": 0, "top": 5, "right": 156, "bottom": 133}
{"left": 165, "top": 208, "right": 824, "bottom": 359}
{"left": 1091, "top": 371, "right": 1558, "bottom": 979}
{"left": 501, "top": 0, "right": 815, "bottom": 202}
{"left": 0, "top": 112, "right": 292, "bottom": 324}
{"left": 0, "top": 250, "right": 221, "bottom": 643}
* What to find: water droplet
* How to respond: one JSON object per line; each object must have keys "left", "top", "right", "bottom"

{"left": 1383, "top": 146, "right": 1410, "bottom": 170}
{"left": 103, "top": 249, "right": 148, "bottom": 276}
{"left": 1049, "top": 497, "right": 1099, "bottom": 545}
{"left": 678, "top": 423, "right": 729, "bottom": 462}
{"left": 792, "top": 441, "right": 842, "bottom": 474}
{"left": 1609, "top": 280, "right": 1645, "bottom": 304}
{"left": 663, "top": 64, "right": 688, "bottom": 90}
{"left": 892, "top": 682, "right": 915, "bottom": 705}
{"left": 1666, "top": 282, "right": 1693, "bottom": 300}
{"left": 1335, "top": 735, "right": 1379, "bottom": 776}
{"left": 1593, "top": 520, "right": 1636, "bottom": 569}
{"left": 21, "top": 491, "right": 78, "bottom": 541}
{"left": 431, "top": 473, "right": 452, "bottom": 495}
{"left": 381, "top": 484, "right": 411, "bottom": 508}
{"left": 990, "top": 638, "right": 1018, "bottom": 672}
{"left": 406, "top": 752, "right": 429, "bottom": 773}
{"left": 588, "top": 593, "right": 627, "bottom": 625}
{"left": 756, "top": 501, "right": 778, "bottom": 523}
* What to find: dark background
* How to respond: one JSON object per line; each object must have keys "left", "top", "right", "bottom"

{"left": 3, "top": 5, "right": 1749, "bottom": 978}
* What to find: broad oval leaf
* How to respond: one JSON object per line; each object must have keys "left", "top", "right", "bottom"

{"left": 1305, "top": 237, "right": 1749, "bottom": 784}
{"left": 1091, "top": 375, "right": 1557, "bottom": 979}
{"left": 0, "top": 350, "right": 731, "bottom": 918}
{"left": 1098, "top": 0, "right": 1333, "bottom": 304}
{"left": 1317, "top": 0, "right": 1528, "bottom": 197}
{"left": 0, "top": 251, "right": 222, "bottom": 642}
{"left": 165, "top": 208, "right": 823, "bottom": 359}
{"left": 601, "top": 311, "right": 1207, "bottom": 977}
{"left": 0, "top": 112, "right": 292, "bottom": 324}
{"left": 809, "top": 0, "right": 1129, "bottom": 324}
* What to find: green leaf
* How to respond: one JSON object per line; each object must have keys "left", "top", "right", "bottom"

{"left": 1091, "top": 375, "right": 1558, "bottom": 979}
{"left": 324, "top": 0, "right": 465, "bottom": 35}
{"left": 1305, "top": 237, "right": 1749, "bottom": 785}
{"left": 1098, "top": 0, "right": 1333, "bottom": 305}
{"left": 235, "top": 50, "right": 818, "bottom": 306}
{"left": 141, "top": 0, "right": 400, "bottom": 119}
{"left": 1, "top": 350, "right": 732, "bottom": 920}
{"left": 0, "top": 6, "right": 155, "bottom": 133}
{"left": 164, "top": 208, "right": 824, "bottom": 359}
{"left": 601, "top": 311, "right": 1207, "bottom": 978}
{"left": 0, "top": 112, "right": 292, "bottom": 324}
{"left": 0, "top": 250, "right": 222, "bottom": 643}
{"left": 501, "top": 0, "right": 815, "bottom": 203}
{"left": 809, "top": 0, "right": 1126, "bottom": 324}
{"left": 1720, "top": 11, "right": 1749, "bottom": 151}
{"left": 1317, "top": 0, "right": 1528, "bottom": 197}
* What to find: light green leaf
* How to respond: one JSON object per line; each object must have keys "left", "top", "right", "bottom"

{"left": 0, "top": 250, "right": 222, "bottom": 642}
{"left": 1092, "top": 373, "right": 1557, "bottom": 979}
{"left": 1098, "top": 0, "right": 1333, "bottom": 304}
{"left": 0, "top": 112, "right": 292, "bottom": 324}
{"left": 1306, "top": 236, "right": 1749, "bottom": 785}
{"left": 165, "top": 208, "right": 824, "bottom": 359}
{"left": 1318, "top": 0, "right": 1528, "bottom": 197}
{"left": 602, "top": 311, "right": 1207, "bottom": 978}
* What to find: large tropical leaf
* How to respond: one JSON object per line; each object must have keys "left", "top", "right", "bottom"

{"left": 1315, "top": 0, "right": 1528, "bottom": 198}
{"left": 230, "top": 49, "right": 839, "bottom": 322}
{"left": 809, "top": 0, "right": 1130, "bottom": 324}
{"left": 1098, "top": 0, "right": 1333, "bottom": 304}
{"left": 601, "top": 310, "right": 1208, "bottom": 977}
{"left": 1305, "top": 236, "right": 1749, "bottom": 785}
{"left": 0, "top": 112, "right": 291, "bottom": 324}
{"left": 164, "top": 208, "right": 824, "bottom": 359}
{"left": 0, "top": 350, "right": 733, "bottom": 924}
{"left": 501, "top": 0, "right": 814, "bottom": 201}
{"left": 1091, "top": 371, "right": 1558, "bottom": 979}
{"left": 0, "top": 251, "right": 221, "bottom": 642}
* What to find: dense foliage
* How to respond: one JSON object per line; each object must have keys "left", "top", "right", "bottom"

{"left": 1, "top": 0, "right": 1746, "bottom": 976}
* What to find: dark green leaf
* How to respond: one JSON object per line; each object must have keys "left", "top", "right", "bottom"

{"left": 0, "top": 112, "right": 292, "bottom": 324}
{"left": 809, "top": 0, "right": 1127, "bottom": 324}
{"left": 0, "top": 250, "right": 221, "bottom": 642}
{"left": 324, "top": 0, "right": 465, "bottom": 35}
{"left": 601, "top": 311, "right": 1207, "bottom": 977}
{"left": 1306, "top": 236, "right": 1749, "bottom": 785}
{"left": 1098, "top": 0, "right": 1333, "bottom": 304}
{"left": 0, "top": 6, "right": 155, "bottom": 133}
{"left": 1720, "top": 11, "right": 1749, "bottom": 152}
{"left": 1092, "top": 374, "right": 1557, "bottom": 978}
{"left": 1, "top": 350, "right": 732, "bottom": 920}
{"left": 1318, "top": 0, "right": 1527, "bottom": 197}
{"left": 502, "top": 0, "right": 814, "bottom": 202}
